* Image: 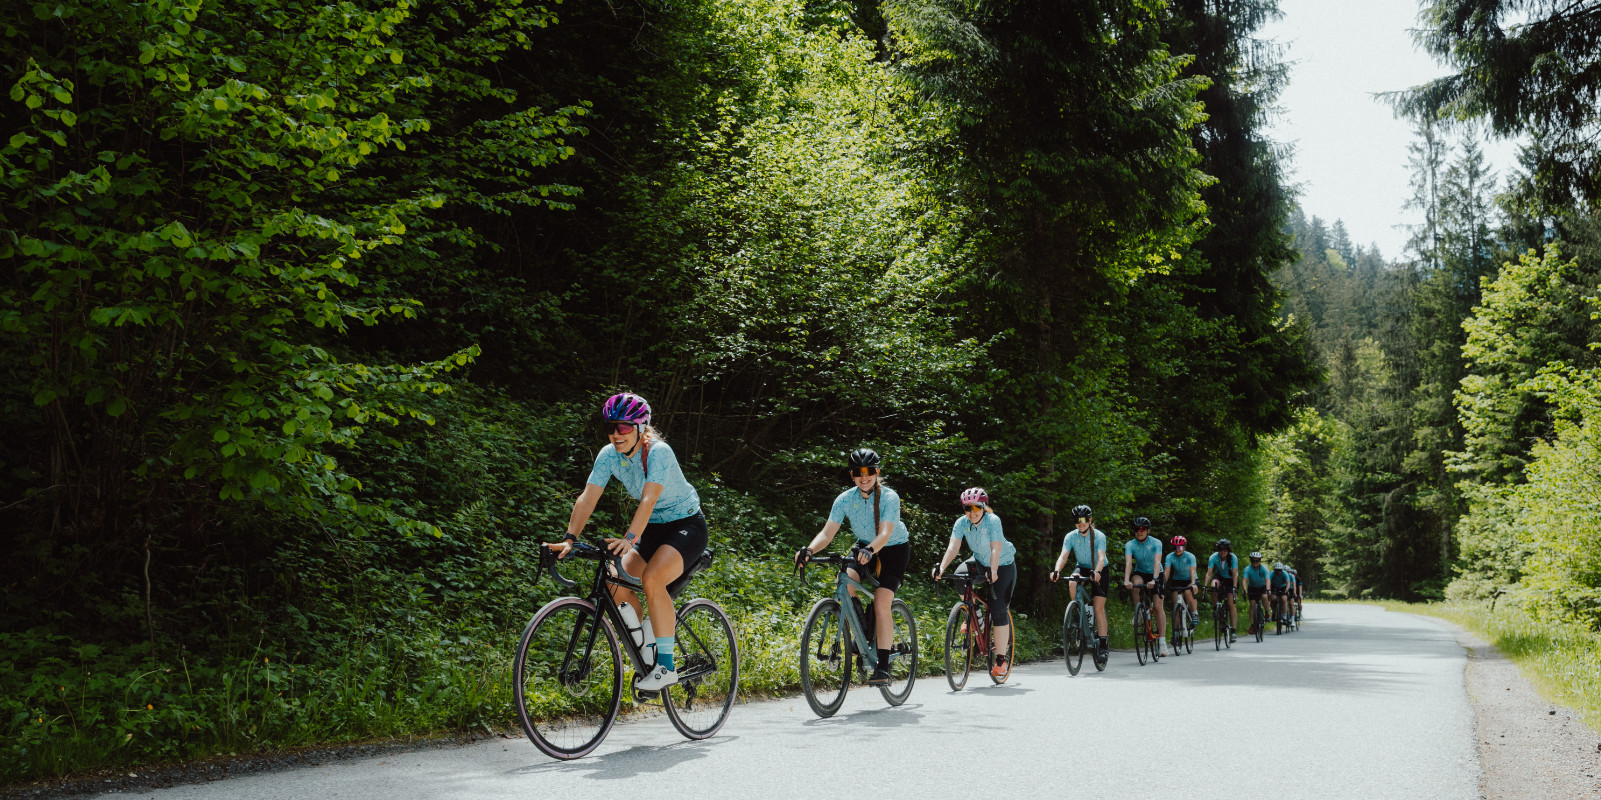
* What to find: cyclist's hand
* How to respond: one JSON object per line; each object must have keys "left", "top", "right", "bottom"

{"left": 1049, "top": 570, "right": 1060, "bottom": 583}
{"left": 931, "top": 565, "right": 942, "bottom": 581}
{"left": 1123, "top": 579, "right": 1133, "bottom": 589}
{"left": 603, "top": 535, "right": 634, "bottom": 557}
{"left": 794, "top": 547, "right": 812, "bottom": 568}
{"left": 989, "top": 567, "right": 999, "bottom": 583}
{"left": 856, "top": 546, "right": 874, "bottom": 565}
{"left": 551, "top": 540, "right": 574, "bottom": 560}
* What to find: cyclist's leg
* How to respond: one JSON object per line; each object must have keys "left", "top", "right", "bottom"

{"left": 989, "top": 564, "right": 1016, "bottom": 659}
{"left": 609, "top": 549, "right": 647, "bottom": 620}
{"left": 637, "top": 515, "right": 707, "bottom": 640}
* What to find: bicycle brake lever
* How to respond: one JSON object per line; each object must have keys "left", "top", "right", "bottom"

{"left": 545, "top": 548, "right": 576, "bottom": 589}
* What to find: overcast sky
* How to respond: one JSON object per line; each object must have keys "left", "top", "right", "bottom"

{"left": 1259, "top": 0, "right": 1522, "bottom": 260}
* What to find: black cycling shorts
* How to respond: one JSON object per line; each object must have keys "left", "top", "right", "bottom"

{"left": 1072, "top": 566, "right": 1108, "bottom": 598}
{"left": 850, "top": 541, "right": 911, "bottom": 592}
{"left": 987, "top": 562, "right": 1016, "bottom": 627}
{"left": 1130, "top": 572, "right": 1161, "bottom": 594}
{"left": 1271, "top": 587, "right": 1290, "bottom": 596}
{"left": 636, "top": 511, "right": 708, "bottom": 566}
{"left": 1247, "top": 586, "right": 1268, "bottom": 599}
{"left": 1211, "top": 578, "right": 1235, "bottom": 596}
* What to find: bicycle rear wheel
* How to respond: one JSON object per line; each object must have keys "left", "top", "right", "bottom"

{"left": 990, "top": 610, "right": 1014, "bottom": 684}
{"left": 879, "top": 599, "right": 918, "bottom": 706}
{"left": 663, "top": 598, "right": 739, "bottom": 741}
{"left": 1212, "top": 603, "right": 1223, "bottom": 651}
{"left": 1063, "top": 601, "right": 1085, "bottom": 676}
{"left": 1253, "top": 602, "right": 1265, "bottom": 642}
{"left": 1134, "top": 604, "right": 1149, "bottom": 666}
{"left": 799, "top": 598, "right": 850, "bottom": 718}
{"left": 944, "top": 602, "right": 973, "bottom": 692}
{"left": 513, "top": 597, "right": 623, "bottom": 760}
{"left": 1275, "top": 601, "right": 1285, "bottom": 635}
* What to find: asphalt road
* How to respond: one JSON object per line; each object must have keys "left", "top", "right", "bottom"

{"left": 92, "top": 603, "right": 1479, "bottom": 800}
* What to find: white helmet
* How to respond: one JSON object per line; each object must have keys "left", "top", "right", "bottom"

{"left": 1273, "top": 561, "right": 1285, "bottom": 570}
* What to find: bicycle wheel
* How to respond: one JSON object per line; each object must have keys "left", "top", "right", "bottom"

{"left": 1275, "top": 601, "right": 1285, "bottom": 636}
{"left": 799, "top": 597, "right": 850, "bottom": 718}
{"left": 663, "top": 598, "right": 739, "bottom": 741}
{"left": 1134, "top": 604, "right": 1149, "bottom": 666}
{"left": 513, "top": 597, "right": 623, "bottom": 760}
{"left": 879, "top": 598, "right": 918, "bottom": 706}
{"left": 990, "top": 610, "right": 1014, "bottom": 684}
{"left": 944, "top": 602, "right": 973, "bottom": 692}
{"left": 1212, "top": 603, "right": 1223, "bottom": 651}
{"left": 1145, "top": 608, "right": 1160, "bottom": 663}
{"left": 1253, "top": 602, "right": 1265, "bottom": 643}
{"left": 1063, "top": 601, "right": 1085, "bottom": 676}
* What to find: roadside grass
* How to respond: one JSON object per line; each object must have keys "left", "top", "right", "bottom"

{"left": 1328, "top": 598, "right": 1601, "bottom": 733}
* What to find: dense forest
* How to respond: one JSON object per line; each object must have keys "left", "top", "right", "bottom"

{"left": 2, "top": 0, "right": 1598, "bottom": 783}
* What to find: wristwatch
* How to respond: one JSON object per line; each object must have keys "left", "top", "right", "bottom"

{"left": 623, "top": 531, "right": 638, "bottom": 547}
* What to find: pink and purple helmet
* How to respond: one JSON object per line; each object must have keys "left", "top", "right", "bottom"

{"left": 960, "top": 487, "right": 988, "bottom": 507}
{"left": 601, "top": 392, "right": 651, "bottom": 424}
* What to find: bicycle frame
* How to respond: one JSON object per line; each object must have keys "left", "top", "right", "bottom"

{"left": 944, "top": 576, "right": 993, "bottom": 657}
{"left": 803, "top": 553, "right": 888, "bottom": 672}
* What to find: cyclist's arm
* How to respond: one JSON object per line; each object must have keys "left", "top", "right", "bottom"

{"left": 565, "top": 483, "right": 605, "bottom": 538}
{"left": 1095, "top": 544, "right": 1107, "bottom": 577}
{"left": 989, "top": 541, "right": 1002, "bottom": 579}
{"left": 1123, "top": 550, "right": 1134, "bottom": 586}
{"left": 623, "top": 482, "right": 664, "bottom": 539}
{"left": 866, "top": 519, "right": 894, "bottom": 556}
{"left": 1052, "top": 549, "right": 1070, "bottom": 576}
{"left": 934, "top": 536, "right": 962, "bottom": 577}
{"left": 803, "top": 520, "right": 843, "bottom": 555}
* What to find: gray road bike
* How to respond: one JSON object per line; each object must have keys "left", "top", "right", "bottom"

{"left": 795, "top": 547, "right": 918, "bottom": 717}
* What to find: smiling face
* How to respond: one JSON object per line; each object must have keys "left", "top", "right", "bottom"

{"left": 1134, "top": 527, "right": 1148, "bottom": 541}
{"left": 608, "top": 422, "right": 641, "bottom": 453}
{"left": 964, "top": 505, "right": 985, "bottom": 523}
{"left": 853, "top": 469, "right": 879, "bottom": 494}
{"left": 1075, "top": 517, "right": 1092, "bottom": 534}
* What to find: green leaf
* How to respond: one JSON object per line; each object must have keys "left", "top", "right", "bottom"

{"left": 212, "top": 428, "right": 230, "bottom": 443}
{"left": 106, "top": 396, "right": 127, "bottom": 417}
{"left": 33, "top": 388, "right": 57, "bottom": 406}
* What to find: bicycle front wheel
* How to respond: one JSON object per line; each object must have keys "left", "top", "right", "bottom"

{"left": 1253, "top": 602, "right": 1265, "bottom": 643}
{"left": 513, "top": 597, "right": 623, "bottom": 760}
{"left": 944, "top": 602, "right": 973, "bottom": 692}
{"left": 663, "top": 598, "right": 739, "bottom": 741}
{"left": 1134, "top": 604, "right": 1149, "bottom": 666}
{"left": 1213, "top": 603, "right": 1224, "bottom": 651}
{"left": 1063, "top": 601, "right": 1085, "bottom": 676}
{"left": 879, "top": 598, "right": 918, "bottom": 706}
{"left": 990, "top": 610, "right": 1014, "bottom": 684}
{"left": 799, "top": 597, "right": 850, "bottom": 718}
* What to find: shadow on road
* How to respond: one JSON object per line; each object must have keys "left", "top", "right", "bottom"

{"left": 506, "top": 735, "right": 737, "bottom": 780}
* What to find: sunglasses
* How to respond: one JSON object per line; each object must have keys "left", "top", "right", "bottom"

{"left": 964, "top": 504, "right": 984, "bottom": 513}
{"left": 608, "top": 422, "right": 638, "bottom": 435}
{"left": 1076, "top": 517, "right": 1091, "bottom": 524}
{"left": 850, "top": 467, "right": 878, "bottom": 477}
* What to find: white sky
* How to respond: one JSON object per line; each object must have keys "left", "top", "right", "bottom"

{"left": 1259, "top": 0, "right": 1523, "bottom": 260}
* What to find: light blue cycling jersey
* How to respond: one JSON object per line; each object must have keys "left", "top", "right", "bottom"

{"left": 1207, "top": 552, "right": 1239, "bottom": 579}
{"left": 1242, "top": 563, "right": 1270, "bottom": 588}
{"left": 1124, "top": 535, "right": 1163, "bottom": 574}
{"left": 1164, "top": 551, "right": 1197, "bottom": 581}
{"left": 586, "top": 439, "right": 701, "bottom": 523}
{"left": 1061, "top": 528, "right": 1107, "bottom": 569}
{"left": 1270, "top": 569, "right": 1293, "bottom": 589}
{"left": 951, "top": 512, "right": 1015, "bottom": 568}
{"left": 829, "top": 485, "right": 910, "bottom": 546}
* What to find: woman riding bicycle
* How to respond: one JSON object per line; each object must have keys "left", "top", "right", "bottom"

{"left": 1050, "top": 504, "right": 1109, "bottom": 663}
{"left": 793, "top": 448, "right": 911, "bottom": 687}
{"left": 1122, "top": 516, "right": 1167, "bottom": 657}
{"left": 1162, "top": 535, "right": 1200, "bottom": 632}
{"left": 552, "top": 392, "right": 705, "bottom": 691}
{"left": 931, "top": 487, "right": 1017, "bottom": 680}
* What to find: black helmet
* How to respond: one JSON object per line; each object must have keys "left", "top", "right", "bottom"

{"left": 1134, "top": 516, "right": 1151, "bottom": 530}
{"left": 847, "top": 448, "right": 881, "bottom": 470}
{"left": 1216, "top": 538, "right": 1232, "bottom": 551}
{"left": 1070, "top": 504, "right": 1092, "bottom": 520}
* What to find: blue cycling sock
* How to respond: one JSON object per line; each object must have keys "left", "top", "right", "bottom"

{"left": 655, "top": 637, "right": 674, "bottom": 671}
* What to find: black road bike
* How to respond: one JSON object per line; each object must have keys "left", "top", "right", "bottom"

{"left": 513, "top": 542, "right": 739, "bottom": 760}
{"left": 1210, "top": 586, "right": 1234, "bottom": 651}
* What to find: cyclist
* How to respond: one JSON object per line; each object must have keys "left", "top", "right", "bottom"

{"left": 932, "top": 488, "right": 1017, "bottom": 680}
{"left": 1122, "top": 516, "right": 1166, "bottom": 657}
{"left": 1050, "top": 504, "right": 1109, "bottom": 665}
{"left": 794, "top": 448, "right": 911, "bottom": 687}
{"left": 1203, "top": 539, "right": 1240, "bottom": 643}
{"left": 1270, "top": 562, "right": 1295, "bottom": 625}
{"left": 554, "top": 392, "right": 706, "bottom": 691}
{"left": 1241, "top": 552, "right": 1271, "bottom": 635}
{"left": 1162, "top": 535, "right": 1199, "bottom": 635}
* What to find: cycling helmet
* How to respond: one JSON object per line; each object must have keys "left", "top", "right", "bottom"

{"left": 1249, "top": 551, "right": 1263, "bottom": 560}
{"left": 1216, "top": 538, "right": 1232, "bottom": 550}
{"left": 960, "top": 487, "right": 989, "bottom": 507}
{"left": 847, "top": 448, "right": 881, "bottom": 470}
{"left": 1273, "top": 561, "right": 1285, "bottom": 570}
{"left": 1171, "top": 535, "right": 1188, "bottom": 548}
{"left": 1133, "top": 516, "right": 1151, "bottom": 529}
{"left": 601, "top": 392, "right": 651, "bottom": 424}
{"left": 1071, "top": 504, "right": 1093, "bottom": 519}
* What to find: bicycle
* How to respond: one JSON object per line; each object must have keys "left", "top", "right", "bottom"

{"left": 1060, "top": 574, "right": 1105, "bottom": 675}
{"left": 1129, "top": 581, "right": 1161, "bottom": 666}
{"left": 512, "top": 541, "right": 739, "bottom": 760}
{"left": 1169, "top": 586, "right": 1195, "bottom": 656}
{"left": 1248, "top": 593, "right": 1267, "bottom": 642}
{"left": 936, "top": 566, "right": 1013, "bottom": 690}
{"left": 795, "top": 547, "right": 918, "bottom": 717}
{"left": 1210, "top": 586, "right": 1233, "bottom": 651}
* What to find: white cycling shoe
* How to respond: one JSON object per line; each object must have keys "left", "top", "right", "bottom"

{"left": 1157, "top": 641, "right": 1168, "bottom": 657}
{"left": 635, "top": 663, "right": 679, "bottom": 691}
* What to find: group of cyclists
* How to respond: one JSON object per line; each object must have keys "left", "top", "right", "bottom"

{"left": 552, "top": 391, "right": 1305, "bottom": 695}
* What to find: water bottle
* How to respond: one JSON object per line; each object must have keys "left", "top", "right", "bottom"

{"left": 619, "top": 602, "right": 646, "bottom": 650}
{"left": 640, "top": 618, "right": 656, "bottom": 663}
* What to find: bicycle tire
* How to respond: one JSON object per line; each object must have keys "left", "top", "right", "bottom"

{"left": 1253, "top": 602, "right": 1265, "bottom": 643}
{"left": 944, "top": 602, "right": 973, "bottom": 692}
{"left": 1213, "top": 602, "right": 1223, "bottom": 651}
{"left": 879, "top": 598, "right": 918, "bottom": 706}
{"left": 1063, "top": 601, "right": 1085, "bottom": 676}
{"left": 799, "top": 597, "right": 850, "bottom": 718}
{"left": 663, "top": 598, "right": 739, "bottom": 741}
{"left": 990, "top": 610, "right": 1015, "bottom": 684}
{"left": 1146, "top": 607, "right": 1160, "bottom": 663}
{"left": 513, "top": 597, "right": 622, "bottom": 760}
{"left": 1134, "top": 603, "right": 1149, "bottom": 666}
{"left": 1183, "top": 606, "right": 1194, "bottom": 654}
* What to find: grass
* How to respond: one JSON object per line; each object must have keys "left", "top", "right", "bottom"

{"left": 1340, "top": 598, "right": 1601, "bottom": 733}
